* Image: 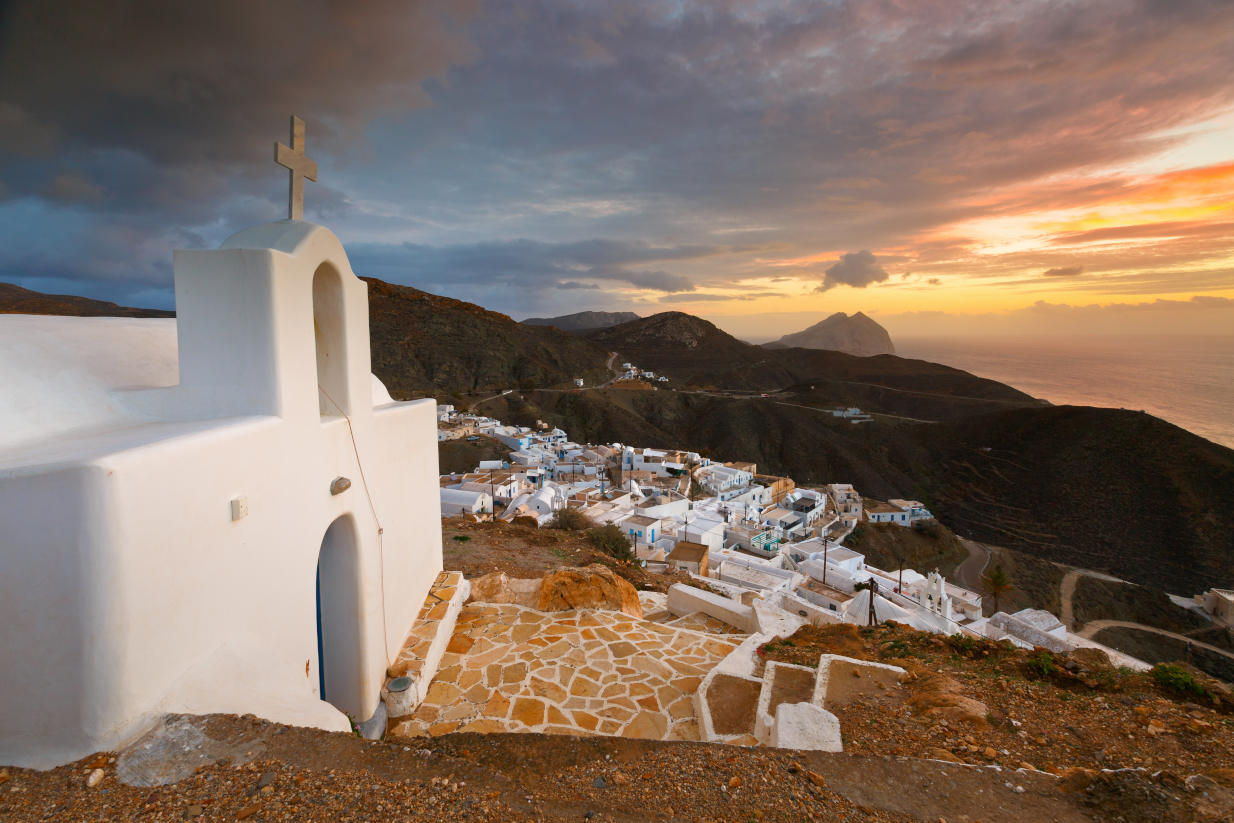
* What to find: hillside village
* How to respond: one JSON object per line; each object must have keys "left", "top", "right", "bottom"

{"left": 433, "top": 404, "right": 1172, "bottom": 675}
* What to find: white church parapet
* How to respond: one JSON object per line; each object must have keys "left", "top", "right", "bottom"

{"left": 0, "top": 124, "right": 443, "bottom": 768}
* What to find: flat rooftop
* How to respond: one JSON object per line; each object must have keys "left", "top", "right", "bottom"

{"left": 720, "top": 563, "right": 786, "bottom": 590}
{"left": 800, "top": 578, "right": 855, "bottom": 603}
{"left": 667, "top": 541, "right": 709, "bottom": 564}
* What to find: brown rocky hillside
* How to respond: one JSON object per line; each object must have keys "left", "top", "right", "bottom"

{"left": 363, "top": 278, "right": 611, "bottom": 396}
{"left": 917, "top": 405, "right": 1234, "bottom": 595}
{"left": 0, "top": 282, "right": 174, "bottom": 317}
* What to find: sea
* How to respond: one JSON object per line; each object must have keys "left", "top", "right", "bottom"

{"left": 893, "top": 336, "right": 1234, "bottom": 450}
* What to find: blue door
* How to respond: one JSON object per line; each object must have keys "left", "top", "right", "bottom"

{"left": 316, "top": 563, "right": 325, "bottom": 699}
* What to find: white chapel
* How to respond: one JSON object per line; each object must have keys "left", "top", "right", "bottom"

{"left": 0, "top": 119, "right": 443, "bottom": 768}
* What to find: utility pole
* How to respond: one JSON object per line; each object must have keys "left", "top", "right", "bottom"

{"left": 822, "top": 539, "right": 828, "bottom": 589}
{"left": 869, "top": 578, "right": 879, "bottom": 627}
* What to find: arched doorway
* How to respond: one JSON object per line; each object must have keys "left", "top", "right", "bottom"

{"left": 312, "top": 263, "right": 349, "bottom": 417}
{"left": 316, "top": 515, "right": 363, "bottom": 719}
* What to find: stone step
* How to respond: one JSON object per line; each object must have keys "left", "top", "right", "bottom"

{"left": 382, "top": 571, "right": 471, "bottom": 721}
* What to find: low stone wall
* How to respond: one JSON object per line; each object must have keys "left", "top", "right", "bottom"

{"left": 667, "top": 583, "right": 761, "bottom": 634}
{"left": 768, "top": 590, "right": 844, "bottom": 627}
{"left": 988, "top": 612, "right": 1074, "bottom": 655}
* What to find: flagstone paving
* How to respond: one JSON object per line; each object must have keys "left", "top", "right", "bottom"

{"left": 389, "top": 603, "right": 745, "bottom": 742}
{"left": 659, "top": 611, "right": 748, "bottom": 635}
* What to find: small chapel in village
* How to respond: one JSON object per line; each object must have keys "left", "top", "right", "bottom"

{"left": 0, "top": 118, "right": 442, "bottom": 768}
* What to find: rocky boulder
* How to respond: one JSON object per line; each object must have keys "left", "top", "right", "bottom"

{"left": 538, "top": 564, "right": 643, "bottom": 618}
{"left": 905, "top": 668, "right": 989, "bottom": 726}
{"left": 467, "top": 571, "right": 542, "bottom": 608}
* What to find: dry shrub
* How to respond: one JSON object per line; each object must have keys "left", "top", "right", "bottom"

{"left": 549, "top": 506, "right": 595, "bottom": 531}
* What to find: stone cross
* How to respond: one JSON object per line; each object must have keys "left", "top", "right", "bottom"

{"left": 275, "top": 115, "right": 318, "bottom": 220}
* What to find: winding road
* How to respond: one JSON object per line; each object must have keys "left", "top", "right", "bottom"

{"left": 956, "top": 538, "right": 992, "bottom": 593}
{"left": 1075, "top": 620, "right": 1234, "bottom": 663}
{"left": 599, "top": 352, "right": 620, "bottom": 387}
{"left": 1058, "top": 567, "right": 1128, "bottom": 630}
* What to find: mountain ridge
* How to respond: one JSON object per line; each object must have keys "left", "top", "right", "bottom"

{"left": 0, "top": 282, "right": 175, "bottom": 318}
{"left": 522, "top": 310, "right": 640, "bottom": 331}
{"left": 587, "top": 311, "right": 1029, "bottom": 401}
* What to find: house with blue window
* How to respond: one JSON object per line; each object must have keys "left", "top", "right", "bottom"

{"left": 865, "top": 501, "right": 910, "bottom": 525}
{"left": 619, "top": 513, "right": 663, "bottom": 546}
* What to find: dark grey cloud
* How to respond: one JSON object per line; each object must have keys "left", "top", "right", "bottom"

{"left": 817, "top": 251, "right": 890, "bottom": 292}
{"left": 2, "top": 0, "right": 1233, "bottom": 312}
{"left": 1043, "top": 265, "right": 1085, "bottom": 277}
{"left": 0, "top": 0, "right": 477, "bottom": 306}
{"left": 346, "top": 237, "right": 718, "bottom": 300}
{"left": 622, "top": 270, "right": 695, "bottom": 293}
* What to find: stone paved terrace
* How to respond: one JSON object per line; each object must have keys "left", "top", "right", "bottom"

{"left": 389, "top": 603, "right": 744, "bottom": 741}
{"left": 651, "top": 610, "right": 748, "bottom": 635}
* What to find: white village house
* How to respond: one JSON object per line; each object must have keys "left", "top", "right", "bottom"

{"left": 0, "top": 124, "right": 442, "bottom": 768}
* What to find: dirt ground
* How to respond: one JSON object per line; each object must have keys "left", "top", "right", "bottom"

{"left": 441, "top": 516, "right": 701, "bottom": 594}
{"left": 1, "top": 713, "right": 1099, "bottom": 823}
{"left": 842, "top": 517, "right": 969, "bottom": 582}
{"left": 760, "top": 622, "right": 1234, "bottom": 779}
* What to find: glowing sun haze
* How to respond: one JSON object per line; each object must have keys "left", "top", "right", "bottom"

{"left": 1, "top": 0, "right": 1232, "bottom": 338}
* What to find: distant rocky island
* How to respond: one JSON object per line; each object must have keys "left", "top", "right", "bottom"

{"left": 765, "top": 311, "right": 895, "bottom": 357}
{"left": 522, "top": 310, "right": 640, "bottom": 332}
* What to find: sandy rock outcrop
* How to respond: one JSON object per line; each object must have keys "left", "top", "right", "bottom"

{"left": 467, "top": 572, "right": 542, "bottom": 608}
{"left": 538, "top": 564, "right": 643, "bottom": 618}
{"left": 905, "top": 669, "right": 989, "bottom": 726}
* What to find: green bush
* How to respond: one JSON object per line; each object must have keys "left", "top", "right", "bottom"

{"left": 587, "top": 523, "right": 633, "bottom": 561}
{"left": 549, "top": 506, "right": 595, "bottom": 531}
{"left": 1152, "top": 664, "right": 1210, "bottom": 698}
{"left": 451, "top": 534, "right": 471, "bottom": 542}
{"left": 1026, "top": 650, "right": 1057, "bottom": 680}
{"left": 947, "top": 634, "right": 978, "bottom": 656}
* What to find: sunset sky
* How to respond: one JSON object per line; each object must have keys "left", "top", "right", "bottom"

{"left": 1, "top": 0, "right": 1233, "bottom": 339}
